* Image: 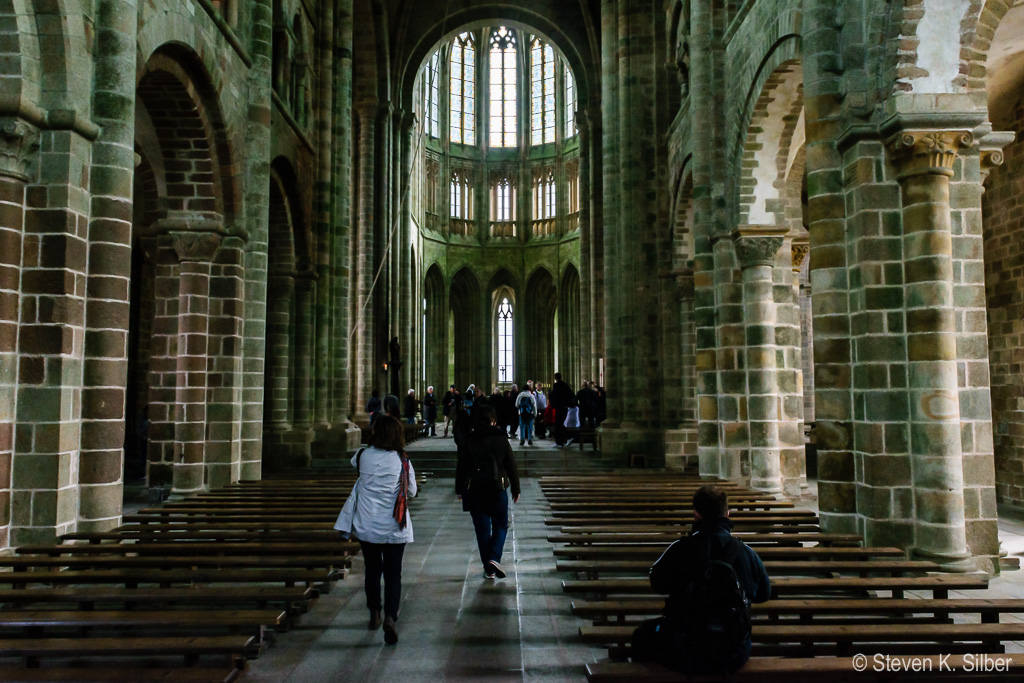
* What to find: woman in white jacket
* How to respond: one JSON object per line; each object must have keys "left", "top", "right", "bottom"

{"left": 337, "top": 416, "right": 417, "bottom": 644}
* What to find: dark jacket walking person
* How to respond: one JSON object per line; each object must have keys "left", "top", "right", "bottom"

{"left": 423, "top": 386, "right": 438, "bottom": 436}
{"left": 549, "top": 373, "right": 575, "bottom": 446}
{"left": 334, "top": 416, "right": 416, "bottom": 645}
{"left": 442, "top": 385, "right": 459, "bottom": 437}
{"left": 403, "top": 389, "right": 417, "bottom": 425}
{"left": 455, "top": 405, "right": 521, "bottom": 579}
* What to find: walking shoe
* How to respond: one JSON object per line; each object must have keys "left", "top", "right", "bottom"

{"left": 383, "top": 616, "right": 398, "bottom": 644}
{"left": 528, "top": 440, "right": 533, "bottom": 446}
{"left": 483, "top": 567, "right": 496, "bottom": 579}
{"left": 368, "top": 610, "right": 383, "bottom": 630}
{"left": 488, "top": 561, "right": 507, "bottom": 579}
{"left": 519, "top": 440, "right": 525, "bottom": 445}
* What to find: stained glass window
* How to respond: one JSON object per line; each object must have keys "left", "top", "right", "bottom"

{"left": 496, "top": 179, "right": 511, "bottom": 221}
{"left": 425, "top": 51, "right": 439, "bottom": 138}
{"left": 489, "top": 27, "right": 517, "bottom": 147}
{"left": 450, "top": 32, "right": 475, "bottom": 145}
{"left": 565, "top": 65, "right": 576, "bottom": 137}
{"left": 497, "top": 297, "right": 513, "bottom": 383}
{"left": 534, "top": 171, "right": 556, "bottom": 219}
{"left": 530, "top": 38, "right": 555, "bottom": 145}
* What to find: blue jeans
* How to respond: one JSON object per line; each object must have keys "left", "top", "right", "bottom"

{"left": 519, "top": 416, "right": 534, "bottom": 442}
{"left": 470, "top": 489, "right": 510, "bottom": 567}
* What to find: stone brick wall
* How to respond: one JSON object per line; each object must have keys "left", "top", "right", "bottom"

{"left": 984, "top": 99, "right": 1024, "bottom": 506}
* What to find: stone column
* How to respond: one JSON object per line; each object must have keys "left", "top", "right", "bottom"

{"left": 170, "top": 231, "right": 222, "bottom": 496}
{"left": 790, "top": 236, "right": 809, "bottom": 490}
{"left": 78, "top": 0, "right": 139, "bottom": 531}
{"left": 313, "top": 0, "right": 334, "bottom": 430}
{"left": 0, "top": 118, "right": 40, "bottom": 549}
{"left": 733, "top": 227, "right": 786, "bottom": 493}
{"left": 264, "top": 273, "right": 295, "bottom": 431}
{"left": 886, "top": 128, "right": 973, "bottom": 568}
{"left": 240, "top": 0, "right": 274, "bottom": 481}
{"left": 398, "top": 111, "right": 416, "bottom": 395}
{"left": 353, "top": 102, "right": 378, "bottom": 412}
{"left": 293, "top": 270, "right": 316, "bottom": 430}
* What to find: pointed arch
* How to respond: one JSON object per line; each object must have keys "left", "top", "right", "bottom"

{"left": 450, "top": 268, "right": 482, "bottom": 390}
{"left": 525, "top": 267, "right": 557, "bottom": 386}
{"left": 424, "top": 265, "right": 447, "bottom": 392}
{"left": 558, "top": 264, "right": 581, "bottom": 389}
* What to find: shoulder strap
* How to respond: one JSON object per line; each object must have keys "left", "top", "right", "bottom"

{"left": 355, "top": 447, "right": 366, "bottom": 472}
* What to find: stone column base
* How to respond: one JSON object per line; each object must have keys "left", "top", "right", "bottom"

{"left": 911, "top": 547, "right": 985, "bottom": 574}
{"left": 664, "top": 424, "right": 699, "bottom": 471}
{"left": 599, "top": 424, "right": 673, "bottom": 468}
{"left": 262, "top": 426, "right": 314, "bottom": 472}
{"left": 312, "top": 421, "right": 363, "bottom": 459}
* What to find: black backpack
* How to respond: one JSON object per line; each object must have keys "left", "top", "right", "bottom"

{"left": 468, "top": 441, "right": 505, "bottom": 493}
{"left": 518, "top": 395, "right": 534, "bottom": 417}
{"left": 678, "top": 536, "right": 752, "bottom": 668}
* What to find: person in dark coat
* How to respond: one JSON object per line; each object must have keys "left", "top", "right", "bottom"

{"left": 422, "top": 386, "right": 438, "bottom": 436}
{"left": 367, "top": 389, "right": 384, "bottom": 428}
{"left": 403, "top": 389, "right": 417, "bottom": 425}
{"left": 455, "top": 405, "right": 521, "bottom": 579}
{"left": 442, "top": 385, "right": 459, "bottom": 437}
{"left": 577, "top": 382, "right": 598, "bottom": 430}
{"left": 549, "top": 373, "right": 575, "bottom": 446}
{"left": 631, "top": 484, "right": 771, "bottom": 673}
{"left": 384, "top": 392, "right": 401, "bottom": 420}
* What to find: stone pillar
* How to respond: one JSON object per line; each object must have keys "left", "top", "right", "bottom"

{"left": 734, "top": 227, "right": 786, "bottom": 493}
{"left": 353, "top": 102, "right": 378, "bottom": 412}
{"left": 0, "top": 118, "right": 40, "bottom": 549}
{"left": 313, "top": 0, "right": 334, "bottom": 430}
{"left": 398, "top": 111, "right": 416, "bottom": 395}
{"left": 78, "top": 0, "right": 139, "bottom": 532}
{"left": 264, "top": 273, "right": 295, "bottom": 431}
{"left": 886, "top": 128, "right": 973, "bottom": 569}
{"left": 240, "top": 0, "right": 274, "bottom": 481}
{"left": 293, "top": 270, "right": 316, "bottom": 430}
{"left": 170, "top": 230, "right": 222, "bottom": 496}
{"left": 791, "top": 237, "right": 809, "bottom": 490}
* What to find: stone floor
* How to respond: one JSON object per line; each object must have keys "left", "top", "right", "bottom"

{"left": 235, "top": 453, "right": 1024, "bottom": 681}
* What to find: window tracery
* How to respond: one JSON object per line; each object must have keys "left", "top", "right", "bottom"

{"left": 450, "top": 32, "right": 476, "bottom": 145}
{"left": 489, "top": 27, "right": 517, "bottom": 147}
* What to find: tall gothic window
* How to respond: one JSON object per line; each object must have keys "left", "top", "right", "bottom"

{"left": 450, "top": 170, "right": 473, "bottom": 236}
{"left": 532, "top": 169, "right": 556, "bottom": 236}
{"left": 490, "top": 174, "right": 516, "bottom": 238}
{"left": 531, "top": 38, "right": 555, "bottom": 145}
{"left": 450, "top": 32, "right": 475, "bottom": 145}
{"left": 497, "top": 297, "right": 514, "bottom": 384}
{"left": 425, "top": 51, "right": 440, "bottom": 138}
{"left": 565, "top": 64, "right": 576, "bottom": 137}
{"left": 489, "top": 27, "right": 517, "bottom": 147}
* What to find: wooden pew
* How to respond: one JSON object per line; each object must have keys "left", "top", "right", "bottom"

{"left": 557, "top": 559, "right": 939, "bottom": 579}
{"left": 547, "top": 532, "right": 862, "bottom": 546}
{"left": 0, "top": 567, "right": 343, "bottom": 590}
{"left": 552, "top": 545, "right": 908, "bottom": 561}
{"left": 0, "top": 667, "right": 244, "bottom": 682}
{"left": 0, "top": 635, "right": 252, "bottom": 669}
{"left": 0, "top": 586, "right": 315, "bottom": 614}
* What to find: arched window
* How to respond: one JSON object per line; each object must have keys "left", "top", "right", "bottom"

{"left": 565, "top": 65, "right": 577, "bottom": 137}
{"left": 450, "top": 169, "right": 474, "bottom": 236}
{"left": 489, "top": 27, "right": 517, "bottom": 147}
{"left": 531, "top": 38, "right": 555, "bottom": 145}
{"left": 497, "top": 297, "right": 514, "bottom": 384}
{"left": 532, "top": 168, "right": 556, "bottom": 236}
{"left": 490, "top": 173, "right": 516, "bottom": 238}
{"left": 450, "top": 32, "right": 476, "bottom": 145}
{"left": 425, "top": 51, "right": 440, "bottom": 138}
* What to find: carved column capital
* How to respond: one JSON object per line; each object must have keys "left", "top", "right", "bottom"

{"left": 731, "top": 226, "right": 787, "bottom": 269}
{"left": 979, "top": 130, "right": 1015, "bottom": 187}
{"left": 791, "top": 236, "right": 809, "bottom": 273}
{"left": 885, "top": 129, "right": 973, "bottom": 178}
{"left": 0, "top": 117, "right": 41, "bottom": 181}
{"left": 170, "top": 230, "right": 223, "bottom": 263}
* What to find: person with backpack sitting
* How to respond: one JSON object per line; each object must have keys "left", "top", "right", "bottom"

{"left": 631, "top": 484, "right": 771, "bottom": 675}
{"left": 516, "top": 381, "right": 538, "bottom": 446}
{"left": 455, "top": 404, "right": 521, "bottom": 579}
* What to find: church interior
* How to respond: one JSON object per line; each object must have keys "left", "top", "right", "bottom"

{"left": 4, "top": 0, "right": 1024, "bottom": 679}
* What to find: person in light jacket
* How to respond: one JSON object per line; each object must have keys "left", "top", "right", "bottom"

{"left": 343, "top": 416, "right": 417, "bottom": 645}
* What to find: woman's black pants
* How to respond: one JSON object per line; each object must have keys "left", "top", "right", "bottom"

{"left": 359, "top": 541, "right": 406, "bottom": 620}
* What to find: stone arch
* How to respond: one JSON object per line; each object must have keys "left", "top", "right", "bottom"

{"left": 424, "top": 265, "right": 447, "bottom": 392}
{"left": 736, "top": 59, "right": 804, "bottom": 227}
{"left": 450, "top": 267, "right": 482, "bottom": 390}
{"left": 0, "top": 1, "right": 42, "bottom": 112}
{"left": 524, "top": 267, "right": 557, "bottom": 387}
{"left": 32, "top": 0, "right": 91, "bottom": 115}
{"left": 136, "top": 47, "right": 240, "bottom": 224}
{"left": 671, "top": 167, "right": 696, "bottom": 270}
{"left": 558, "top": 263, "right": 581, "bottom": 389}
{"left": 975, "top": 1, "right": 1024, "bottom": 127}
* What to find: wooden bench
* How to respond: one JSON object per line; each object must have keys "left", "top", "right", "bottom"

{"left": 0, "top": 635, "right": 253, "bottom": 669}
{"left": 557, "top": 559, "right": 939, "bottom": 578}
{"left": 547, "top": 532, "right": 862, "bottom": 546}
{"left": 0, "top": 586, "right": 315, "bottom": 614}
{"left": 0, "top": 555, "right": 351, "bottom": 573}
{"left": 60, "top": 530, "right": 344, "bottom": 544}
{"left": 0, "top": 667, "right": 244, "bottom": 682}
{"left": 585, "top": 656, "right": 1024, "bottom": 682}
{"left": 544, "top": 515, "right": 821, "bottom": 527}
{"left": 561, "top": 574, "right": 990, "bottom": 600}
{"left": 580, "top": 622, "right": 1024, "bottom": 656}
{"left": 18, "top": 541, "right": 358, "bottom": 557}
{"left": 572, "top": 598, "right": 1024, "bottom": 624}
{"left": 0, "top": 567, "right": 343, "bottom": 590}
{"left": 552, "top": 545, "right": 907, "bottom": 561}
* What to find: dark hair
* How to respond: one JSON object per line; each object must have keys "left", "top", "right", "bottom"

{"left": 371, "top": 415, "right": 406, "bottom": 452}
{"left": 693, "top": 485, "right": 729, "bottom": 519}
{"left": 473, "top": 404, "right": 497, "bottom": 428}
{"left": 554, "top": 372, "right": 562, "bottom": 381}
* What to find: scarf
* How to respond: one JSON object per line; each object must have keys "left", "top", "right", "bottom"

{"left": 393, "top": 451, "right": 410, "bottom": 529}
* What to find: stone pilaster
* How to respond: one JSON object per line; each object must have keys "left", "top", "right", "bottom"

{"left": 0, "top": 117, "right": 39, "bottom": 549}
{"left": 263, "top": 272, "right": 295, "bottom": 432}
{"left": 354, "top": 102, "right": 378, "bottom": 416}
{"left": 169, "top": 231, "right": 222, "bottom": 496}
{"left": 886, "top": 128, "right": 974, "bottom": 569}
{"left": 78, "top": 0, "right": 139, "bottom": 531}
{"left": 734, "top": 227, "right": 787, "bottom": 493}
{"left": 790, "top": 236, "right": 809, "bottom": 490}
{"left": 398, "top": 111, "right": 416, "bottom": 395}
{"left": 313, "top": 0, "right": 334, "bottom": 430}
{"left": 293, "top": 270, "right": 316, "bottom": 430}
